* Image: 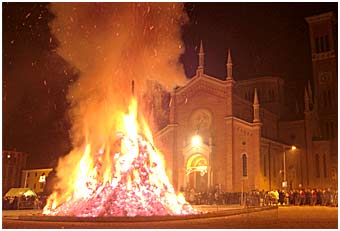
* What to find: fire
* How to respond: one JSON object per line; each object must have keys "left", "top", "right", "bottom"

{"left": 43, "top": 97, "right": 197, "bottom": 217}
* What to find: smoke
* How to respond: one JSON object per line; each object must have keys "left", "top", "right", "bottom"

{"left": 48, "top": 2, "right": 189, "bottom": 146}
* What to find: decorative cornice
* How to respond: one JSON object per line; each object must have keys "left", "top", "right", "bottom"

{"left": 224, "top": 115, "right": 262, "bottom": 128}
{"left": 22, "top": 168, "right": 53, "bottom": 172}
{"left": 236, "top": 125, "right": 253, "bottom": 137}
{"left": 261, "top": 137, "right": 291, "bottom": 148}
{"left": 182, "top": 143, "right": 210, "bottom": 161}
{"left": 305, "top": 12, "right": 335, "bottom": 24}
{"left": 312, "top": 50, "right": 336, "bottom": 61}
{"left": 235, "top": 76, "right": 284, "bottom": 86}
{"left": 279, "top": 119, "right": 305, "bottom": 126}
{"left": 174, "top": 75, "right": 227, "bottom": 105}
{"left": 155, "top": 123, "right": 178, "bottom": 138}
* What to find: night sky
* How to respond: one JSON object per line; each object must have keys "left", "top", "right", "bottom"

{"left": 2, "top": 2, "right": 337, "bottom": 169}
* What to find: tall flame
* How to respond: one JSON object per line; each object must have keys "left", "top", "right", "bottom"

{"left": 43, "top": 97, "right": 197, "bottom": 217}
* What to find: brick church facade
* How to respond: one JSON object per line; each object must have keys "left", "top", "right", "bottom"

{"left": 153, "top": 11, "right": 337, "bottom": 193}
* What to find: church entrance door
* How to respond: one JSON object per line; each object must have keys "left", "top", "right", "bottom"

{"left": 186, "top": 154, "right": 208, "bottom": 192}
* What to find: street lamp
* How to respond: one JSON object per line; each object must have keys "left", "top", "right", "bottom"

{"left": 283, "top": 145, "right": 296, "bottom": 188}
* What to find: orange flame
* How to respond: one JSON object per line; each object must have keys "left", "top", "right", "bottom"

{"left": 43, "top": 97, "right": 196, "bottom": 216}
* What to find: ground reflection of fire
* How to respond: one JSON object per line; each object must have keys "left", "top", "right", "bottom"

{"left": 43, "top": 98, "right": 197, "bottom": 217}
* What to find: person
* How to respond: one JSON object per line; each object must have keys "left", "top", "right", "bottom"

{"left": 259, "top": 190, "right": 265, "bottom": 206}
{"left": 3, "top": 197, "right": 10, "bottom": 210}
{"left": 321, "top": 189, "right": 327, "bottom": 206}
{"left": 278, "top": 190, "right": 285, "bottom": 205}
{"left": 34, "top": 197, "right": 40, "bottom": 209}
{"left": 324, "top": 188, "right": 331, "bottom": 206}
{"left": 294, "top": 190, "right": 300, "bottom": 205}
{"left": 334, "top": 190, "right": 338, "bottom": 207}
{"left": 189, "top": 188, "right": 195, "bottom": 204}
{"left": 12, "top": 196, "right": 19, "bottom": 210}
{"left": 305, "top": 189, "right": 311, "bottom": 205}
{"left": 288, "top": 190, "right": 295, "bottom": 206}
{"left": 311, "top": 189, "right": 316, "bottom": 206}
{"left": 208, "top": 191, "right": 213, "bottom": 205}
{"left": 299, "top": 189, "right": 306, "bottom": 205}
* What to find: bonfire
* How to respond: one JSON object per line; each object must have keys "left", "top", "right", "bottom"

{"left": 43, "top": 98, "right": 197, "bottom": 217}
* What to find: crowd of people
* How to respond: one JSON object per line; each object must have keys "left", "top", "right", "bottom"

{"left": 2, "top": 194, "right": 47, "bottom": 210}
{"left": 3, "top": 187, "right": 338, "bottom": 210}
{"left": 182, "top": 186, "right": 338, "bottom": 207}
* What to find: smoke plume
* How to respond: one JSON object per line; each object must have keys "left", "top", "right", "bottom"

{"left": 49, "top": 2, "right": 188, "bottom": 146}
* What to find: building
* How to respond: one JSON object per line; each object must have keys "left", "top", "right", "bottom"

{"left": 154, "top": 12, "right": 337, "bottom": 192}
{"left": 21, "top": 168, "right": 53, "bottom": 194}
{"left": 2, "top": 150, "right": 28, "bottom": 195}
{"left": 305, "top": 11, "right": 338, "bottom": 188}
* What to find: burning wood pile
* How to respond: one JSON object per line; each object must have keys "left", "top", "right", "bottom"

{"left": 43, "top": 98, "right": 197, "bottom": 217}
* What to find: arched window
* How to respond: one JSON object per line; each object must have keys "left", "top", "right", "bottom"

{"left": 325, "top": 35, "right": 330, "bottom": 51}
{"left": 323, "top": 123, "right": 327, "bottom": 137}
{"left": 315, "top": 154, "right": 320, "bottom": 178}
{"left": 315, "top": 37, "right": 320, "bottom": 53}
{"left": 323, "top": 91, "right": 328, "bottom": 108}
{"left": 263, "top": 154, "right": 267, "bottom": 176}
{"left": 327, "top": 90, "right": 332, "bottom": 108}
{"left": 323, "top": 154, "right": 327, "bottom": 178}
{"left": 242, "top": 154, "right": 248, "bottom": 177}
{"left": 273, "top": 155, "right": 277, "bottom": 177}
{"left": 326, "top": 122, "right": 330, "bottom": 138}
{"left": 320, "top": 36, "right": 325, "bottom": 52}
{"left": 330, "top": 122, "right": 334, "bottom": 137}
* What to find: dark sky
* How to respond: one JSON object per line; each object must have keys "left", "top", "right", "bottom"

{"left": 2, "top": 2, "right": 337, "bottom": 169}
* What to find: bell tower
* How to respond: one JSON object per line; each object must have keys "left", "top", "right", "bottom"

{"left": 305, "top": 12, "right": 337, "bottom": 139}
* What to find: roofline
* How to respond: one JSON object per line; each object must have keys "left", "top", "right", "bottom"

{"left": 236, "top": 76, "right": 284, "bottom": 85}
{"left": 261, "top": 137, "right": 292, "bottom": 148}
{"left": 155, "top": 123, "right": 177, "bottom": 138}
{"left": 173, "top": 73, "right": 226, "bottom": 95}
{"left": 22, "top": 168, "right": 53, "bottom": 172}
{"left": 305, "top": 11, "right": 335, "bottom": 24}
{"left": 3, "top": 150, "right": 29, "bottom": 155}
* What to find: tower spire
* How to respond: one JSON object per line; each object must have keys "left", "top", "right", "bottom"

{"left": 295, "top": 100, "right": 300, "bottom": 114}
{"left": 253, "top": 88, "right": 260, "bottom": 123}
{"left": 304, "top": 87, "right": 310, "bottom": 112}
{"left": 196, "top": 40, "right": 204, "bottom": 76}
{"left": 307, "top": 80, "right": 313, "bottom": 103}
{"left": 132, "top": 80, "right": 135, "bottom": 95}
{"left": 226, "top": 48, "right": 233, "bottom": 80}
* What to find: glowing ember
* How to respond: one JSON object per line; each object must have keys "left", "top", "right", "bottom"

{"left": 43, "top": 98, "right": 197, "bottom": 217}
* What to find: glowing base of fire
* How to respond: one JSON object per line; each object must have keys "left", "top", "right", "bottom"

{"left": 44, "top": 182, "right": 196, "bottom": 217}
{"left": 43, "top": 100, "right": 198, "bottom": 217}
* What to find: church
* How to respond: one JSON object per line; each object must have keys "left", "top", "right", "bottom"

{"left": 153, "top": 11, "right": 337, "bottom": 193}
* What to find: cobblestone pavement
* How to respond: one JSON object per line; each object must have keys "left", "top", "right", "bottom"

{"left": 2, "top": 206, "right": 337, "bottom": 229}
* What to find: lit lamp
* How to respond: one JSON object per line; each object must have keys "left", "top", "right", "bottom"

{"left": 39, "top": 175, "right": 46, "bottom": 183}
{"left": 283, "top": 145, "right": 297, "bottom": 188}
{"left": 191, "top": 135, "right": 202, "bottom": 148}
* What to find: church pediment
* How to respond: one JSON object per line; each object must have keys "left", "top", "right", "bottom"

{"left": 174, "top": 74, "right": 227, "bottom": 105}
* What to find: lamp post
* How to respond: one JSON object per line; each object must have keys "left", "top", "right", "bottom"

{"left": 283, "top": 145, "right": 296, "bottom": 188}
{"left": 208, "top": 137, "right": 212, "bottom": 190}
